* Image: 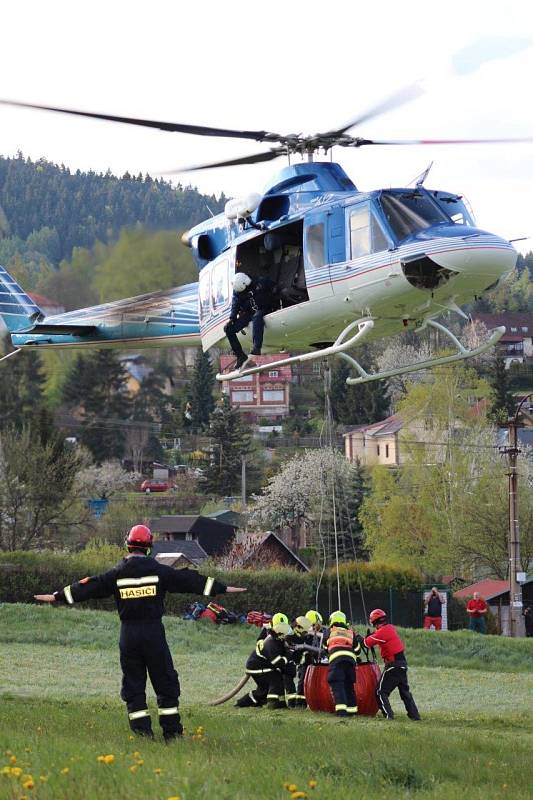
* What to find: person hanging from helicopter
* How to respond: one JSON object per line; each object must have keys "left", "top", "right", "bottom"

{"left": 223, "top": 271, "right": 278, "bottom": 368}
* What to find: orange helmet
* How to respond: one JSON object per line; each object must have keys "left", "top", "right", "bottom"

{"left": 369, "top": 608, "right": 387, "bottom": 625}
{"left": 126, "top": 525, "right": 153, "bottom": 551}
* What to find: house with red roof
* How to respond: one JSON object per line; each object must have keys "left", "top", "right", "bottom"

{"left": 472, "top": 312, "right": 533, "bottom": 368}
{"left": 219, "top": 354, "right": 292, "bottom": 422}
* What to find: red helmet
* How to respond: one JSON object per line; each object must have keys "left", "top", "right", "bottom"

{"left": 369, "top": 608, "right": 387, "bottom": 625}
{"left": 126, "top": 524, "right": 153, "bottom": 550}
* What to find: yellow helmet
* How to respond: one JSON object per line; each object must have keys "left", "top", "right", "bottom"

{"left": 294, "top": 615, "right": 313, "bottom": 634}
{"left": 305, "top": 610, "right": 323, "bottom": 625}
{"left": 272, "top": 612, "right": 289, "bottom": 626}
{"left": 272, "top": 621, "right": 292, "bottom": 638}
{"left": 329, "top": 610, "right": 347, "bottom": 626}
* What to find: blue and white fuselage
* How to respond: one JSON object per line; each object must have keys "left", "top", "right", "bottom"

{"left": 1, "top": 162, "right": 516, "bottom": 357}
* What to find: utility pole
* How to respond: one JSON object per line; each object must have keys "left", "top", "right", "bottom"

{"left": 504, "top": 393, "right": 532, "bottom": 637}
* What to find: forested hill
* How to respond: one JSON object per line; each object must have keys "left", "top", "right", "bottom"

{"left": 0, "top": 153, "right": 225, "bottom": 263}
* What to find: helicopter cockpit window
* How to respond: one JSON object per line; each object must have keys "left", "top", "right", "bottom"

{"left": 211, "top": 259, "right": 229, "bottom": 312}
{"left": 306, "top": 223, "right": 325, "bottom": 268}
{"left": 431, "top": 191, "right": 475, "bottom": 226}
{"left": 349, "top": 205, "right": 389, "bottom": 258}
{"left": 379, "top": 191, "right": 450, "bottom": 242}
{"left": 199, "top": 269, "right": 211, "bottom": 321}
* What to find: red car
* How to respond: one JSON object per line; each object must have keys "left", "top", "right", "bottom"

{"left": 140, "top": 479, "right": 169, "bottom": 494}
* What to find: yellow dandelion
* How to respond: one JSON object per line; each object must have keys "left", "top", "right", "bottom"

{"left": 286, "top": 785, "right": 298, "bottom": 793}
{"left": 9, "top": 756, "right": 17, "bottom": 765}
{"left": 167, "top": 796, "right": 181, "bottom": 800}
{"left": 195, "top": 726, "right": 204, "bottom": 735}
{"left": 291, "top": 793, "right": 307, "bottom": 800}
{"left": 22, "top": 778, "right": 34, "bottom": 790}
{"left": 154, "top": 768, "right": 163, "bottom": 775}
{"left": 19, "top": 796, "right": 29, "bottom": 800}
{"left": 60, "top": 767, "right": 69, "bottom": 775}
{"left": 308, "top": 780, "right": 318, "bottom": 789}
{"left": 129, "top": 736, "right": 134, "bottom": 741}
{"left": 136, "top": 759, "right": 144, "bottom": 766}
{"left": 132, "top": 751, "right": 141, "bottom": 758}
{"left": 129, "top": 765, "right": 138, "bottom": 774}
{"left": 0, "top": 766, "right": 11, "bottom": 775}
{"left": 10, "top": 767, "right": 23, "bottom": 778}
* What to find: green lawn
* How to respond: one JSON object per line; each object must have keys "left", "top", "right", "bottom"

{"left": 1, "top": 604, "right": 532, "bottom": 800}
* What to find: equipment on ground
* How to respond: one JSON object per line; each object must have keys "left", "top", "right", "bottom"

{"left": 303, "top": 661, "right": 381, "bottom": 717}
{"left": 0, "top": 85, "right": 522, "bottom": 385}
{"left": 209, "top": 674, "right": 250, "bottom": 706}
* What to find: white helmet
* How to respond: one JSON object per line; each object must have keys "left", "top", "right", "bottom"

{"left": 233, "top": 273, "right": 252, "bottom": 293}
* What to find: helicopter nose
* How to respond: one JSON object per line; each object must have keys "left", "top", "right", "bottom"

{"left": 427, "top": 229, "right": 517, "bottom": 279}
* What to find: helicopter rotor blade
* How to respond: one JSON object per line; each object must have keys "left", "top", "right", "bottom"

{"left": 325, "top": 83, "right": 425, "bottom": 137}
{"left": 343, "top": 135, "right": 533, "bottom": 147}
{"left": 0, "top": 99, "right": 284, "bottom": 143}
{"left": 162, "top": 147, "right": 287, "bottom": 173}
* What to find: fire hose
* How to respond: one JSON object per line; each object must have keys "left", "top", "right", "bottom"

{"left": 209, "top": 674, "right": 250, "bottom": 706}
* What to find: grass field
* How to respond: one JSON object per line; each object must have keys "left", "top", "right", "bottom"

{"left": 1, "top": 604, "right": 532, "bottom": 800}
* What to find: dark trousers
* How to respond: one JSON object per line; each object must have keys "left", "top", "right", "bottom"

{"left": 224, "top": 311, "right": 265, "bottom": 356}
{"left": 327, "top": 658, "right": 357, "bottom": 714}
{"left": 469, "top": 617, "right": 486, "bottom": 634}
{"left": 236, "top": 670, "right": 284, "bottom": 707}
{"left": 376, "top": 664, "right": 420, "bottom": 720}
{"left": 119, "top": 621, "right": 182, "bottom": 737}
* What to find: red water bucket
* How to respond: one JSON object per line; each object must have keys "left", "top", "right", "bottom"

{"left": 304, "top": 662, "right": 381, "bottom": 717}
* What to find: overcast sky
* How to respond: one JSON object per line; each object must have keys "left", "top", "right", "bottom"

{"left": 1, "top": 0, "right": 533, "bottom": 251}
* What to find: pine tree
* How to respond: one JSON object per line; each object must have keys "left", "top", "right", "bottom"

{"left": 488, "top": 356, "right": 515, "bottom": 424}
{"left": 0, "top": 336, "right": 45, "bottom": 432}
{"left": 204, "top": 397, "right": 251, "bottom": 497}
{"left": 330, "top": 357, "right": 388, "bottom": 425}
{"left": 189, "top": 349, "right": 215, "bottom": 432}
{"left": 61, "top": 350, "right": 130, "bottom": 462}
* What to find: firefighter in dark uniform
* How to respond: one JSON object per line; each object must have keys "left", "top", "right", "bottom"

{"left": 326, "top": 610, "right": 361, "bottom": 718}
{"left": 257, "top": 611, "right": 288, "bottom": 641}
{"left": 224, "top": 272, "right": 278, "bottom": 368}
{"left": 236, "top": 622, "right": 294, "bottom": 709}
{"left": 34, "top": 524, "right": 246, "bottom": 740}
{"left": 363, "top": 608, "right": 421, "bottom": 721}
{"left": 287, "top": 615, "right": 314, "bottom": 707}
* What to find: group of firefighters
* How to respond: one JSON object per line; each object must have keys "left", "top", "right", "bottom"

{"left": 34, "top": 523, "right": 419, "bottom": 742}
{"left": 236, "top": 609, "right": 420, "bottom": 721}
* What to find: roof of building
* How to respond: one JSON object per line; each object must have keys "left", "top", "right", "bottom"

{"left": 151, "top": 539, "right": 208, "bottom": 563}
{"left": 207, "top": 509, "right": 242, "bottom": 529}
{"left": 472, "top": 313, "right": 533, "bottom": 332}
{"left": 219, "top": 354, "right": 292, "bottom": 381}
{"left": 453, "top": 579, "right": 510, "bottom": 601}
{"left": 150, "top": 515, "right": 235, "bottom": 556}
{"left": 240, "top": 531, "right": 310, "bottom": 571}
{"left": 343, "top": 414, "right": 403, "bottom": 438}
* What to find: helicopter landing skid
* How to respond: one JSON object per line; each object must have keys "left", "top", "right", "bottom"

{"left": 342, "top": 320, "right": 506, "bottom": 385}
{"left": 215, "top": 318, "right": 375, "bottom": 381}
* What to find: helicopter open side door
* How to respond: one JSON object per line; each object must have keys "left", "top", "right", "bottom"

{"left": 199, "top": 252, "right": 234, "bottom": 351}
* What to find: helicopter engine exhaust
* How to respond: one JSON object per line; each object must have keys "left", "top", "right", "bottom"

{"left": 400, "top": 253, "right": 457, "bottom": 291}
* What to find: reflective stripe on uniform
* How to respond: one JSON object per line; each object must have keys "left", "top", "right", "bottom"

{"left": 158, "top": 707, "right": 179, "bottom": 716}
{"left": 63, "top": 585, "right": 74, "bottom": 605}
{"left": 203, "top": 577, "right": 215, "bottom": 596}
{"left": 267, "top": 694, "right": 282, "bottom": 700}
{"left": 335, "top": 703, "right": 347, "bottom": 711}
{"left": 246, "top": 668, "right": 273, "bottom": 674}
{"left": 248, "top": 691, "right": 259, "bottom": 704}
{"left": 271, "top": 655, "right": 287, "bottom": 666}
{"left": 328, "top": 650, "right": 357, "bottom": 662}
{"left": 128, "top": 709, "right": 150, "bottom": 720}
{"left": 116, "top": 576, "right": 159, "bottom": 587}
{"left": 347, "top": 706, "right": 358, "bottom": 714}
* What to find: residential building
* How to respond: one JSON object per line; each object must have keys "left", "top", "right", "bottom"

{"left": 223, "top": 531, "right": 309, "bottom": 571}
{"left": 150, "top": 514, "right": 236, "bottom": 557}
{"left": 219, "top": 354, "right": 291, "bottom": 422}
{"left": 472, "top": 313, "right": 533, "bottom": 368}
{"left": 344, "top": 415, "right": 403, "bottom": 467}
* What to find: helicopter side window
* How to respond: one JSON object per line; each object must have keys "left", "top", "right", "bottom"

{"left": 210, "top": 258, "right": 229, "bottom": 312}
{"left": 199, "top": 269, "right": 211, "bottom": 322}
{"left": 380, "top": 191, "right": 449, "bottom": 242}
{"left": 306, "top": 223, "right": 325, "bottom": 268}
{"left": 349, "top": 205, "right": 389, "bottom": 258}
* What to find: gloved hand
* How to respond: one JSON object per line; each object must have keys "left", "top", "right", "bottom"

{"left": 355, "top": 633, "right": 365, "bottom": 645}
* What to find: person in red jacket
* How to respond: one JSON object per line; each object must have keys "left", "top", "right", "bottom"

{"left": 363, "top": 608, "right": 421, "bottom": 721}
{"left": 466, "top": 592, "right": 488, "bottom": 634}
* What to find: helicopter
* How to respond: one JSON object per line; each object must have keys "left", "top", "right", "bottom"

{"left": 0, "top": 90, "right": 526, "bottom": 384}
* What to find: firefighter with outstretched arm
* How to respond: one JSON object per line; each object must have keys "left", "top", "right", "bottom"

{"left": 363, "top": 608, "right": 421, "bottom": 721}
{"left": 34, "top": 524, "right": 246, "bottom": 740}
